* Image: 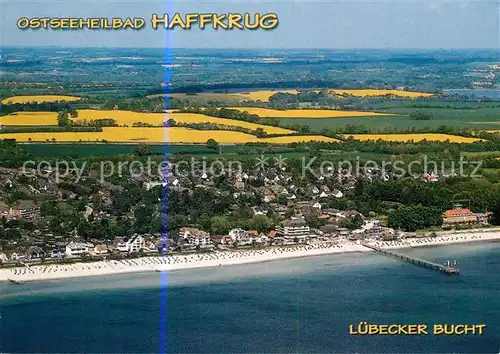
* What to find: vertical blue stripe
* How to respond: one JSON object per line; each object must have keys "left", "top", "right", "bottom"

{"left": 160, "top": 6, "right": 173, "bottom": 354}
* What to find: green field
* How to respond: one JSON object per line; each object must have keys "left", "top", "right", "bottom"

{"left": 22, "top": 144, "right": 221, "bottom": 157}
{"left": 20, "top": 143, "right": 395, "bottom": 160}
{"left": 279, "top": 106, "right": 500, "bottom": 131}
{"left": 21, "top": 143, "right": 304, "bottom": 158}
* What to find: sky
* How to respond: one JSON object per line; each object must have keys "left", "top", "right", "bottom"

{"left": 0, "top": 0, "right": 499, "bottom": 49}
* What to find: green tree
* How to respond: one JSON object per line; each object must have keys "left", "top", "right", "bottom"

{"left": 255, "top": 128, "right": 267, "bottom": 138}
{"left": 206, "top": 138, "right": 219, "bottom": 151}
{"left": 57, "top": 111, "right": 71, "bottom": 127}
{"left": 135, "top": 144, "right": 151, "bottom": 156}
{"left": 388, "top": 205, "right": 442, "bottom": 232}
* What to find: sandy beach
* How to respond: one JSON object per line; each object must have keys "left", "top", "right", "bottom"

{"left": 1, "top": 229, "right": 499, "bottom": 283}
{"left": 0, "top": 242, "right": 368, "bottom": 283}
{"left": 368, "top": 229, "right": 500, "bottom": 250}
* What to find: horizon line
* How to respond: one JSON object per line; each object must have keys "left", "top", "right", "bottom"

{"left": 1, "top": 45, "right": 499, "bottom": 51}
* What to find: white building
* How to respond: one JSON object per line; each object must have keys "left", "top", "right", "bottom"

{"left": 65, "top": 242, "right": 90, "bottom": 257}
{"left": 312, "top": 202, "right": 322, "bottom": 210}
{"left": 126, "top": 235, "right": 145, "bottom": 253}
{"left": 179, "top": 227, "right": 213, "bottom": 248}
{"left": 144, "top": 181, "right": 167, "bottom": 190}
{"left": 332, "top": 189, "right": 343, "bottom": 198}
{"left": 276, "top": 217, "right": 311, "bottom": 243}
{"left": 228, "top": 228, "right": 252, "bottom": 245}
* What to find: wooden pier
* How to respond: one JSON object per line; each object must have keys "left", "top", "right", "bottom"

{"left": 362, "top": 244, "right": 459, "bottom": 275}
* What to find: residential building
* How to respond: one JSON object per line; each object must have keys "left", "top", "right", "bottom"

{"left": 228, "top": 228, "right": 251, "bottom": 245}
{"left": 25, "top": 246, "right": 46, "bottom": 260}
{"left": 179, "top": 227, "right": 213, "bottom": 248}
{"left": 1, "top": 200, "right": 41, "bottom": 220}
{"left": 475, "top": 212, "right": 492, "bottom": 225}
{"left": 126, "top": 235, "right": 145, "bottom": 253}
{"left": 93, "top": 244, "right": 109, "bottom": 255}
{"left": 65, "top": 242, "right": 90, "bottom": 257}
{"left": 311, "top": 202, "right": 322, "bottom": 210}
{"left": 276, "top": 217, "right": 311, "bottom": 243}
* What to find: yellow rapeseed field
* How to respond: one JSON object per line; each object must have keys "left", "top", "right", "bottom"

{"left": 163, "top": 91, "right": 303, "bottom": 102}
{"left": 0, "top": 111, "right": 58, "bottom": 126}
{"left": 231, "top": 90, "right": 302, "bottom": 102}
{"left": 1, "top": 95, "right": 82, "bottom": 104}
{"left": 226, "top": 107, "right": 393, "bottom": 118}
{"left": 238, "top": 89, "right": 433, "bottom": 100}
{"left": 0, "top": 109, "right": 294, "bottom": 134}
{"left": 329, "top": 89, "right": 433, "bottom": 98}
{"left": 75, "top": 110, "right": 293, "bottom": 134}
{"left": 0, "top": 128, "right": 252, "bottom": 143}
{"left": 0, "top": 128, "right": 336, "bottom": 144}
{"left": 348, "top": 134, "right": 481, "bottom": 143}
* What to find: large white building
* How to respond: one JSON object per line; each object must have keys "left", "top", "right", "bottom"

{"left": 127, "top": 235, "right": 145, "bottom": 253}
{"left": 117, "top": 235, "right": 146, "bottom": 253}
{"left": 65, "top": 242, "right": 90, "bottom": 257}
{"left": 228, "top": 228, "right": 252, "bottom": 245}
{"left": 276, "top": 217, "right": 311, "bottom": 243}
{"left": 179, "top": 227, "right": 213, "bottom": 248}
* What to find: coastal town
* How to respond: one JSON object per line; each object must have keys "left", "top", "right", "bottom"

{"left": 0, "top": 156, "right": 497, "bottom": 275}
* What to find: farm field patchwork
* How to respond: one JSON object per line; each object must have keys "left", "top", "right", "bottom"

{"left": 166, "top": 89, "right": 433, "bottom": 102}
{"left": 225, "top": 107, "right": 394, "bottom": 118}
{"left": 76, "top": 110, "right": 294, "bottom": 134}
{"left": 0, "top": 127, "right": 337, "bottom": 144}
{"left": 328, "top": 89, "right": 434, "bottom": 98}
{"left": 276, "top": 106, "right": 500, "bottom": 131}
{"left": 228, "top": 90, "right": 302, "bottom": 102}
{"left": 347, "top": 134, "right": 482, "bottom": 143}
{"left": 167, "top": 90, "right": 303, "bottom": 102}
{"left": 1, "top": 95, "right": 81, "bottom": 104}
{"left": 0, "top": 110, "right": 295, "bottom": 135}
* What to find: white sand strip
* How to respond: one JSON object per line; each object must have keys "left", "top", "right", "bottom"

{"left": 2, "top": 230, "right": 499, "bottom": 283}
{"left": 367, "top": 230, "right": 500, "bottom": 250}
{"left": 0, "top": 243, "right": 368, "bottom": 283}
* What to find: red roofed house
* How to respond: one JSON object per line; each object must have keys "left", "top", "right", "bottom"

{"left": 442, "top": 208, "right": 477, "bottom": 225}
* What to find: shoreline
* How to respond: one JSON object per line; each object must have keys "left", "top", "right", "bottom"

{"left": 0, "top": 243, "right": 369, "bottom": 283}
{"left": 367, "top": 230, "right": 500, "bottom": 250}
{"left": 1, "top": 230, "right": 500, "bottom": 283}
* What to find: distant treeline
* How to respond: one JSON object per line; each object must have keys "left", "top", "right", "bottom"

{"left": 149, "top": 80, "right": 356, "bottom": 94}
{"left": 0, "top": 102, "right": 74, "bottom": 115}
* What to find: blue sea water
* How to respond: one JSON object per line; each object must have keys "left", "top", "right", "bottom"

{"left": 1, "top": 242, "right": 499, "bottom": 353}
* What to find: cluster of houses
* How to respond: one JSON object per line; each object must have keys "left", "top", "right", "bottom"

{"left": 2, "top": 205, "right": 491, "bottom": 263}
{"left": 0, "top": 212, "right": 391, "bottom": 263}
{"left": 0, "top": 163, "right": 494, "bottom": 265}
{"left": 0, "top": 200, "right": 41, "bottom": 221}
